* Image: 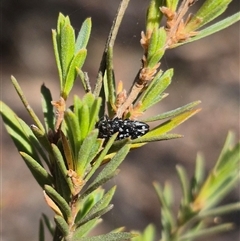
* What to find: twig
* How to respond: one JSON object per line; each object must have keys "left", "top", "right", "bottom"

{"left": 165, "top": 0, "right": 197, "bottom": 47}
{"left": 93, "top": 0, "right": 131, "bottom": 97}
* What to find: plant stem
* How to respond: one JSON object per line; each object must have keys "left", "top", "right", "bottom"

{"left": 94, "top": 0, "right": 131, "bottom": 97}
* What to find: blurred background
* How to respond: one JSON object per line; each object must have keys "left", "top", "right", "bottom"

{"left": 1, "top": 0, "right": 239, "bottom": 240}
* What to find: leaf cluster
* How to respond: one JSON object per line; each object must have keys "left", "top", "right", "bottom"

{"left": 132, "top": 132, "right": 240, "bottom": 241}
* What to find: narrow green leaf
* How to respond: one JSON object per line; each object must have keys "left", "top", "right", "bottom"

{"left": 61, "top": 131, "right": 75, "bottom": 171}
{"left": 1, "top": 102, "right": 41, "bottom": 164}
{"left": 111, "top": 227, "right": 126, "bottom": 233}
{"left": 64, "top": 109, "right": 81, "bottom": 158}
{"left": 72, "top": 96, "right": 83, "bottom": 141}
{"left": 90, "top": 144, "right": 130, "bottom": 188}
{"left": 63, "top": 49, "right": 87, "bottom": 98}
{"left": 194, "top": 133, "right": 240, "bottom": 211}
{"left": 163, "top": 182, "right": 174, "bottom": 208}
{"left": 94, "top": 71, "right": 104, "bottom": 98}
{"left": 154, "top": 182, "right": 170, "bottom": 209}
{"left": 20, "top": 152, "right": 53, "bottom": 188}
{"left": 76, "top": 204, "right": 113, "bottom": 228}
{"left": 77, "top": 69, "right": 92, "bottom": 93}
{"left": 79, "top": 186, "right": 116, "bottom": 224}
{"left": 147, "top": 49, "right": 165, "bottom": 68}
{"left": 60, "top": 23, "right": 75, "bottom": 85}
{"left": 11, "top": 76, "right": 45, "bottom": 132}
{"left": 146, "top": 0, "right": 164, "bottom": 32}
{"left": 157, "top": 27, "right": 167, "bottom": 50}
{"left": 79, "top": 104, "right": 90, "bottom": 141}
{"left": 140, "top": 69, "right": 173, "bottom": 111}
{"left": 199, "top": 202, "right": 240, "bottom": 219}
{"left": 186, "top": 0, "right": 232, "bottom": 30}
{"left": 106, "top": 47, "right": 116, "bottom": 115}
{"left": 30, "top": 125, "right": 52, "bottom": 167}
{"left": 87, "top": 139, "right": 103, "bottom": 166}
{"left": 143, "top": 108, "right": 201, "bottom": 138}
{"left": 75, "top": 232, "right": 133, "bottom": 241}
{"left": 44, "top": 185, "right": 71, "bottom": 220}
{"left": 215, "top": 132, "right": 239, "bottom": 171}
{"left": 42, "top": 213, "right": 54, "bottom": 236}
{"left": 38, "top": 219, "right": 45, "bottom": 241}
{"left": 18, "top": 121, "right": 46, "bottom": 166}
{"left": 143, "top": 93, "right": 168, "bottom": 112}
{"left": 173, "top": 13, "right": 240, "bottom": 48}
{"left": 56, "top": 180, "right": 72, "bottom": 209}
{"left": 204, "top": 175, "right": 239, "bottom": 210}
{"left": 82, "top": 92, "right": 95, "bottom": 108}
{"left": 73, "top": 95, "right": 83, "bottom": 118}
{"left": 146, "top": 27, "right": 167, "bottom": 66}
{"left": 176, "top": 165, "right": 191, "bottom": 205}
{"left": 72, "top": 95, "right": 84, "bottom": 141}
{"left": 139, "top": 69, "right": 162, "bottom": 100}
{"left": 41, "top": 84, "right": 55, "bottom": 131}
{"left": 142, "top": 224, "right": 156, "bottom": 241}
{"left": 107, "top": 138, "right": 132, "bottom": 155}
{"left": 192, "top": 153, "right": 205, "bottom": 195}
{"left": 85, "top": 133, "right": 118, "bottom": 182}
{"left": 132, "top": 224, "right": 156, "bottom": 241}
{"left": 57, "top": 13, "right": 66, "bottom": 35}
{"left": 166, "top": 0, "right": 178, "bottom": 11}
{"left": 76, "top": 195, "right": 96, "bottom": 221}
{"left": 52, "top": 29, "right": 63, "bottom": 87}
{"left": 51, "top": 143, "right": 74, "bottom": 194}
{"left": 76, "top": 129, "right": 100, "bottom": 177}
{"left": 148, "top": 28, "right": 160, "bottom": 60}
{"left": 142, "top": 101, "right": 201, "bottom": 122}
{"left": 54, "top": 215, "right": 69, "bottom": 237}
{"left": 146, "top": 27, "right": 166, "bottom": 65}
{"left": 72, "top": 219, "right": 101, "bottom": 239}
{"left": 76, "top": 189, "right": 105, "bottom": 223}
{"left": 130, "top": 133, "right": 182, "bottom": 146}
{"left": 77, "top": 93, "right": 102, "bottom": 135}
{"left": 17, "top": 117, "right": 50, "bottom": 170}
{"left": 153, "top": 182, "right": 176, "bottom": 228}
{"left": 75, "top": 18, "right": 92, "bottom": 52}
{"left": 88, "top": 97, "right": 102, "bottom": 132}
{"left": 179, "top": 223, "right": 234, "bottom": 241}
{"left": 81, "top": 170, "right": 119, "bottom": 203}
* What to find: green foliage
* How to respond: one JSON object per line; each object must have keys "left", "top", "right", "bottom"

{"left": 132, "top": 132, "right": 239, "bottom": 241}
{"left": 139, "top": 68, "right": 172, "bottom": 111}
{"left": 165, "top": 0, "right": 178, "bottom": 11}
{"left": 52, "top": 14, "right": 91, "bottom": 99}
{"left": 173, "top": 6, "right": 240, "bottom": 48}
{"left": 41, "top": 84, "right": 55, "bottom": 131}
{"left": 193, "top": 133, "right": 240, "bottom": 211}
{"left": 1, "top": 0, "right": 239, "bottom": 241}
{"left": 20, "top": 152, "right": 53, "bottom": 188}
{"left": 146, "top": 0, "right": 164, "bottom": 32}
{"left": 132, "top": 224, "right": 156, "bottom": 241}
{"left": 186, "top": 0, "right": 232, "bottom": 31}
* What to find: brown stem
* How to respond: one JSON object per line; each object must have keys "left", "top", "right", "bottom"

{"left": 165, "top": 0, "right": 194, "bottom": 48}
{"left": 116, "top": 81, "right": 144, "bottom": 117}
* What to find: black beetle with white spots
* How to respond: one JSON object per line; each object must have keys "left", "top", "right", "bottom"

{"left": 96, "top": 116, "right": 149, "bottom": 140}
